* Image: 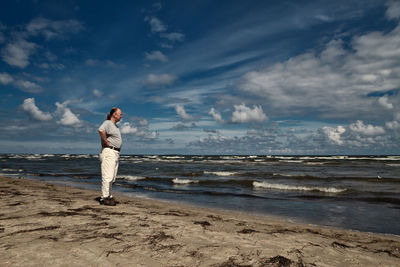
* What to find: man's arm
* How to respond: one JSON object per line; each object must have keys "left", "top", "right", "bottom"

{"left": 98, "top": 129, "right": 109, "bottom": 147}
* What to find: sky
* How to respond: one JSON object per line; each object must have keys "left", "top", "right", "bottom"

{"left": 0, "top": 0, "right": 400, "bottom": 155}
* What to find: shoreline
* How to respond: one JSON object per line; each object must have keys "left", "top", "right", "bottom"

{"left": 1, "top": 175, "right": 399, "bottom": 266}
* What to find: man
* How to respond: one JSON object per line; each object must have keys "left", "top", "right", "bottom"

{"left": 98, "top": 107, "right": 122, "bottom": 206}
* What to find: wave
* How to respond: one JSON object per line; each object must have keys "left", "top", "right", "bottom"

{"left": 204, "top": 171, "right": 238, "bottom": 176}
{"left": 172, "top": 178, "right": 199, "bottom": 184}
{"left": 253, "top": 181, "right": 346, "bottom": 193}
{"left": 118, "top": 175, "right": 146, "bottom": 181}
{"left": 278, "top": 160, "right": 304, "bottom": 163}
{"left": 273, "top": 173, "right": 308, "bottom": 177}
{"left": 1, "top": 168, "right": 24, "bottom": 172}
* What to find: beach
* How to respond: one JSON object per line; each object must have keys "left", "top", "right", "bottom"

{"left": 0, "top": 176, "right": 399, "bottom": 266}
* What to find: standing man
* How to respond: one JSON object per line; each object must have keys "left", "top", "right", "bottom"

{"left": 98, "top": 107, "right": 122, "bottom": 206}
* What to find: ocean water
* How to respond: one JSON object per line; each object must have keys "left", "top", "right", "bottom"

{"left": 1, "top": 154, "right": 399, "bottom": 235}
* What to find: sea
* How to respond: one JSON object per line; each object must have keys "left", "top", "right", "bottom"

{"left": 1, "top": 154, "right": 399, "bottom": 236}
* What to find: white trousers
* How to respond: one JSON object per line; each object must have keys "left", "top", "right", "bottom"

{"left": 100, "top": 148, "right": 120, "bottom": 198}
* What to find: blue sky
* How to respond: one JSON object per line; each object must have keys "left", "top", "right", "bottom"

{"left": 1, "top": 0, "right": 400, "bottom": 155}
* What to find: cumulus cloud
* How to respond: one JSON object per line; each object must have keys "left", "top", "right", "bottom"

{"left": 1, "top": 38, "right": 36, "bottom": 68}
{"left": 172, "top": 122, "right": 197, "bottom": 131}
{"left": 120, "top": 122, "right": 158, "bottom": 139}
{"left": 190, "top": 120, "right": 397, "bottom": 155}
{"left": 145, "top": 16, "right": 167, "bottom": 33}
{"left": 21, "top": 98, "right": 52, "bottom": 121}
{"left": 0, "top": 72, "right": 14, "bottom": 84}
{"left": 1, "top": 18, "right": 83, "bottom": 68}
{"left": 349, "top": 120, "right": 385, "bottom": 136}
{"left": 120, "top": 122, "right": 138, "bottom": 134}
{"left": 378, "top": 95, "right": 393, "bottom": 109}
{"left": 239, "top": 19, "right": 400, "bottom": 120}
{"left": 231, "top": 104, "right": 268, "bottom": 123}
{"left": 145, "top": 50, "right": 168, "bottom": 62}
{"left": 386, "top": 1, "right": 400, "bottom": 20}
{"left": 55, "top": 102, "right": 82, "bottom": 126}
{"left": 0, "top": 72, "right": 43, "bottom": 93}
{"left": 14, "top": 79, "right": 43, "bottom": 93}
{"left": 322, "top": 126, "right": 346, "bottom": 145}
{"left": 209, "top": 108, "right": 224, "bottom": 123}
{"left": 143, "top": 73, "right": 176, "bottom": 87}
{"left": 175, "top": 105, "right": 193, "bottom": 121}
{"left": 386, "top": 120, "right": 400, "bottom": 130}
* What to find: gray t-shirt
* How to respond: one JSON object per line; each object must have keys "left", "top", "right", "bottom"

{"left": 99, "top": 120, "right": 122, "bottom": 148}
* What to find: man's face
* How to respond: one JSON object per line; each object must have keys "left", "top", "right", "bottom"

{"left": 113, "top": 109, "right": 122, "bottom": 122}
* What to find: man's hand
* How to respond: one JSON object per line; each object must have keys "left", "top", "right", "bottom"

{"left": 98, "top": 130, "right": 109, "bottom": 147}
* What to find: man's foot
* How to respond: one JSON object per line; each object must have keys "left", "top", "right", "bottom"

{"left": 99, "top": 196, "right": 117, "bottom": 206}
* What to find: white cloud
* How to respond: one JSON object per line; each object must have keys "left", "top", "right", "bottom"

{"left": 1, "top": 38, "right": 36, "bottom": 68}
{"left": 349, "top": 120, "right": 385, "bottom": 136}
{"left": 120, "top": 122, "right": 158, "bottom": 139}
{"left": 385, "top": 112, "right": 400, "bottom": 130}
{"left": 386, "top": 1, "right": 400, "bottom": 20}
{"left": 0, "top": 72, "right": 14, "bottom": 84}
{"left": 378, "top": 95, "right": 393, "bottom": 109}
{"left": 93, "top": 89, "right": 103, "bottom": 98}
{"left": 14, "top": 79, "right": 43, "bottom": 93}
{"left": 322, "top": 125, "right": 346, "bottom": 145}
{"left": 239, "top": 20, "right": 400, "bottom": 120}
{"left": 386, "top": 120, "right": 400, "bottom": 130}
{"left": 55, "top": 102, "right": 81, "bottom": 126}
{"left": 143, "top": 74, "right": 176, "bottom": 87}
{"left": 26, "top": 17, "right": 84, "bottom": 40}
{"left": 145, "top": 16, "right": 167, "bottom": 33}
{"left": 145, "top": 50, "right": 168, "bottom": 62}
{"left": 209, "top": 108, "right": 224, "bottom": 123}
{"left": 314, "top": 14, "right": 334, "bottom": 23}
{"left": 161, "top": 32, "right": 185, "bottom": 42}
{"left": 0, "top": 72, "right": 44, "bottom": 93}
{"left": 120, "top": 122, "right": 138, "bottom": 134}
{"left": 1, "top": 18, "right": 82, "bottom": 68}
{"left": 175, "top": 105, "right": 193, "bottom": 121}
{"left": 231, "top": 104, "right": 268, "bottom": 123}
{"left": 21, "top": 98, "right": 52, "bottom": 121}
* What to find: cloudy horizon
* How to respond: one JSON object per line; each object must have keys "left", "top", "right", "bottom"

{"left": 1, "top": 0, "right": 399, "bottom": 155}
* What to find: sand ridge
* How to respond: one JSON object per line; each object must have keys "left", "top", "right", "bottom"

{"left": 0, "top": 176, "right": 399, "bottom": 266}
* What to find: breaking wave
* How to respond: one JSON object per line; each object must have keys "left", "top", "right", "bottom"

{"left": 118, "top": 175, "right": 146, "bottom": 181}
{"left": 253, "top": 181, "right": 346, "bottom": 193}
{"left": 172, "top": 178, "right": 199, "bottom": 184}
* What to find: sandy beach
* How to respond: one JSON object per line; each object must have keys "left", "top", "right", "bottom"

{"left": 0, "top": 176, "right": 399, "bottom": 267}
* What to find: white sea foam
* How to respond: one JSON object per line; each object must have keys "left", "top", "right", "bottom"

{"left": 42, "top": 154, "right": 55, "bottom": 157}
{"left": 279, "top": 160, "right": 304, "bottom": 163}
{"left": 172, "top": 178, "right": 198, "bottom": 184}
{"left": 253, "top": 181, "right": 346, "bottom": 193}
{"left": 0, "top": 173, "right": 19, "bottom": 176}
{"left": 74, "top": 154, "right": 91, "bottom": 158}
{"left": 204, "top": 171, "right": 238, "bottom": 176}
{"left": 164, "top": 156, "right": 184, "bottom": 159}
{"left": 118, "top": 175, "right": 145, "bottom": 181}
{"left": 2, "top": 168, "right": 24, "bottom": 172}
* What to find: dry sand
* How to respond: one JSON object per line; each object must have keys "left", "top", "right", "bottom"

{"left": 0, "top": 176, "right": 399, "bottom": 267}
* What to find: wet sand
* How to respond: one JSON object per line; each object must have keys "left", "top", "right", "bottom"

{"left": 0, "top": 176, "right": 399, "bottom": 266}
